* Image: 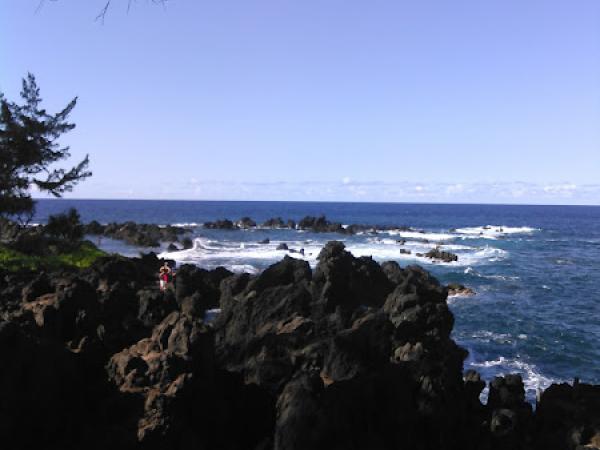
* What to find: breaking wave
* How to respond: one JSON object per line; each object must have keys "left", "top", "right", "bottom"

{"left": 468, "top": 355, "right": 556, "bottom": 403}
{"left": 453, "top": 225, "right": 539, "bottom": 240}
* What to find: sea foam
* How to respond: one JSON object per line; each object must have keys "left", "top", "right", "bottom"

{"left": 468, "top": 355, "right": 556, "bottom": 403}
{"left": 454, "top": 225, "right": 539, "bottom": 240}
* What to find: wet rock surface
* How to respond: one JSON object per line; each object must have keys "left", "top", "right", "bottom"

{"left": 448, "top": 282, "right": 476, "bottom": 296}
{"left": 0, "top": 241, "right": 596, "bottom": 449}
{"left": 424, "top": 247, "right": 459, "bottom": 262}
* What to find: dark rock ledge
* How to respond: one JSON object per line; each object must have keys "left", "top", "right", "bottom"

{"left": 0, "top": 242, "right": 598, "bottom": 450}
{"left": 84, "top": 221, "right": 191, "bottom": 248}
{"left": 205, "top": 215, "right": 416, "bottom": 235}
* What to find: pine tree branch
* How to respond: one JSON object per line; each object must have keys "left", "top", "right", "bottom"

{"left": 95, "top": 1, "right": 111, "bottom": 23}
{"left": 35, "top": 0, "right": 168, "bottom": 23}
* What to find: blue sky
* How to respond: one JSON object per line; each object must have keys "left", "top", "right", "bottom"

{"left": 2, "top": 0, "right": 599, "bottom": 204}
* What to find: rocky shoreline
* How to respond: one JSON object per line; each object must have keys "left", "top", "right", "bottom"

{"left": 204, "top": 214, "right": 416, "bottom": 235}
{"left": 1, "top": 241, "right": 598, "bottom": 449}
{"left": 83, "top": 217, "right": 461, "bottom": 263}
{"left": 84, "top": 221, "right": 194, "bottom": 249}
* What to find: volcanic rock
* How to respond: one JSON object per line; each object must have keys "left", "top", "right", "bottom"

{"left": 425, "top": 248, "right": 459, "bottom": 262}
{"left": 0, "top": 240, "right": 597, "bottom": 449}
{"left": 203, "top": 219, "right": 236, "bottom": 230}
{"left": 448, "top": 283, "right": 476, "bottom": 296}
{"left": 297, "top": 215, "right": 345, "bottom": 233}
{"left": 84, "top": 221, "right": 187, "bottom": 248}
{"left": 262, "top": 217, "right": 285, "bottom": 228}
{"left": 236, "top": 217, "right": 257, "bottom": 229}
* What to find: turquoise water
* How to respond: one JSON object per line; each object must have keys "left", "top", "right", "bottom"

{"left": 34, "top": 199, "right": 600, "bottom": 399}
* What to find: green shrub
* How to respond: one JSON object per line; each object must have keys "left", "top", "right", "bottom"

{"left": 0, "top": 240, "right": 106, "bottom": 271}
{"left": 45, "top": 208, "right": 84, "bottom": 241}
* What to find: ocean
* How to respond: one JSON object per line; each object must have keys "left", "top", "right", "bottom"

{"left": 33, "top": 199, "right": 600, "bottom": 401}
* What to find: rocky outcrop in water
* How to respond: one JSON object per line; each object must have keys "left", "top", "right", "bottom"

{"left": 201, "top": 215, "right": 416, "bottom": 236}
{"left": 424, "top": 247, "right": 459, "bottom": 262}
{"left": 448, "top": 283, "right": 476, "bottom": 296}
{"left": 81, "top": 217, "right": 424, "bottom": 247}
{"left": 203, "top": 219, "right": 236, "bottom": 230}
{"left": 0, "top": 243, "right": 598, "bottom": 450}
{"left": 262, "top": 217, "right": 286, "bottom": 228}
{"left": 84, "top": 221, "right": 189, "bottom": 247}
{"left": 262, "top": 217, "right": 296, "bottom": 229}
{"left": 297, "top": 215, "right": 345, "bottom": 233}
{"left": 235, "top": 217, "right": 257, "bottom": 229}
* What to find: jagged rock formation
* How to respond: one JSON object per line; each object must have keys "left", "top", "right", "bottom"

{"left": 201, "top": 215, "right": 415, "bottom": 235}
{"left": 424, "top": 247, "right": 459, "bottom": 262}
{"left": 262, "top": 217, "right": 296, "bottom": 229}
{"left": 535, "top": 381, "right": 600, "bottom": 450}
{"left": 235, "top": 217, "right": 257, "bottom": 229}
{"left": 0, "top": 242, "right": 598, "bottom": 450}
{"left": 84, "top": 221, "right": 189, "bottom": 247}
{"left": 204, "top": 219, "right": 236, "bottom": 230}
{"left": 448, "top": 283, "right": 476, "bottom": 296}
{"left": 215, "top": 241, "right": 469, "bottom": 449}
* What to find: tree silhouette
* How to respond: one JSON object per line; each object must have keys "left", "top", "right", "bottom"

{"left": 0, "top": 73, "right": 91, "bottom": 221}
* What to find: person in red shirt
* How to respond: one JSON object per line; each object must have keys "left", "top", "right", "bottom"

{"left": 159, "top": 262, "right": 172, "bottom": 291}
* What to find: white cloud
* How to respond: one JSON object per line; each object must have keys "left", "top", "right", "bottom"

{"left": 348, "top": 185, "right": 367, "bottom": 197}
{"left": 445, "top": 183, "right": 464, "bottom": 195}
{"left": 58, "top": 178, "right": 600, "bottom": 205}
{"left": 543, "top": 183, "right": 577, "bottom": 195}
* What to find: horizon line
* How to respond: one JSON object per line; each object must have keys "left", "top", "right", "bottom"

{"left": 33, "top": 197, "right": 600, "bottom": 208}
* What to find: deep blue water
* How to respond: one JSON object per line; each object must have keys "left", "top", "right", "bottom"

{"left": 33, "top": 199, "right": 600, "bottom": 400}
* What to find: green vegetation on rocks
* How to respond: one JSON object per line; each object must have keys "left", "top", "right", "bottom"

{"left": 0, "top": 240, "right": 105, "bottom": 271}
